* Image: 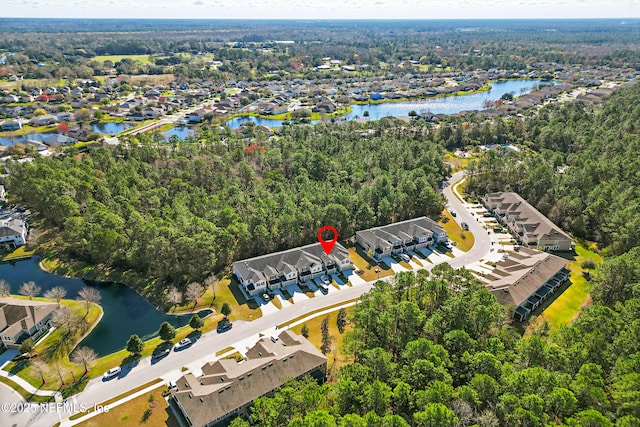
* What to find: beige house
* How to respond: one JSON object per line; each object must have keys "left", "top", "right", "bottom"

{"left": 483, "top": 192, "right": 573, "bottom": 251}
{"left": 0, "top": 297, "right": 59, "bottom": 348}
{"left": 172, "top": 331, "right": 327, "bottom": 427}
{"left": 484, "top": 247, "right": 570, "bottom": 321}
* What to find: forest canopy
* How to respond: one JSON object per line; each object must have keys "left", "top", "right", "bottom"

{"left": 228, "top": 266, "right": 640, "bottom": 426}
{"left": 7, "top": 120, "right": 445, "bottom": 286}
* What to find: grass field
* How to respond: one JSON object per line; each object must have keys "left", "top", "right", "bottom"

{"left": 445, "top": 152, "right": 472, "bottom": 173}
{"left": 77, "top": 385, "right": 179, "bottom": 427}
{"left": 528, "top": 243, "right": 602, "bottom": 334}
{"left": 91, "top": 55, "right": 154, "bottom": 65}
{"left": 1, "top": 245, "right": 36, "bottom": 261}
{"left": 440, "top": 210, "right": 474, "bottom": 252}
{"left": 348, "top": 247, "right": 393, "bottom": 282}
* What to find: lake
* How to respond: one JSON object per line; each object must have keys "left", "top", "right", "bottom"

{"left": 161, "top": 126, "right": 196, "bottom": 140}
{"left": 226, "top": 79, "right": 549, "bottom": 129}
{"left": 0, "top": 257, "right": 209, "bottom": 355}
{"left": 0, "top": 122, "right": 133, "bottom": 145}
{"left": 91, "top": 122, "right": 133, "bottom": 135}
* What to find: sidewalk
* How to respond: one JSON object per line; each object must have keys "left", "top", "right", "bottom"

{"left": 0, "top": 355, "right": 57, "bottom": 397}
{"left": 59, "top": 381, "right": 161, "bottom": 427}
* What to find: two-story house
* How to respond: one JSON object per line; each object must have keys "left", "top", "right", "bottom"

{"left": 172, "top": 331, "right": 327, "bottom": 427}
{"left": 233, "top": 243, "right": 353, "bottom": 297}
{"left": 0, "top": 297, "right": 59, "bottom": 348}
{"left": 356, "top": 217, "right": 447, "bottom": 260}
{"left": 0, "top": 218, "right": 27, "bottom": 247}
{"left": 483, "top": 192, "right": 573, "bottom": 251}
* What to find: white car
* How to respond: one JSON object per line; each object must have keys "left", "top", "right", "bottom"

{"left": 400, "top": 253, "right": 411, "bottom": 262}
{"left": 320, "top": 275, "right": 330, "bottom": 285}
{"left": 262, "top": 293, "right": 270, "bottom": 301}
{"left": 319, "top": 283, "right": 329, "bottom": 291}
{"left": 174, "top": 338, "right": 192, "bottom": 351}
{"left": 103, "top": 367, "right": 121, "bottom": 380}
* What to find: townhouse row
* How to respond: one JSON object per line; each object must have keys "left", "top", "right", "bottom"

{"left": 233, "top": 217, "right": 448, "bottom": 297}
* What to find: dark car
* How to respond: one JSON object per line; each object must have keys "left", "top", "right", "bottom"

{"left": 152, "top": 348, "right": 171, "bottom": 360}
{"left": 461, "top": 222, "right": 469, "bottom": 231}
{"left": 217, "top": 320, "right": 233, "bottom": 333}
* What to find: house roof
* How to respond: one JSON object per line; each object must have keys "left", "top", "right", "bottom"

{"left": 233, "top": 242, "right": 350, "bottom": 283}
{"left": 172, "top": 331, "right": 327, "bottom": 426}
{"left": 485, "top": 192, "right": 572, "bottom": 244}
{"left": 0, "top": 219, "right": 25, "bottom": 238}
{"left": 484, "top": 247, "right": 568, "bottom": 307}
{"left": 356, "top": 216, "right": 445, "bottom": 250}
{"left": 0, "top": 297, "right": 59, "bottom": 339}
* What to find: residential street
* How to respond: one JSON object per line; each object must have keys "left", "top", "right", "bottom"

{"left": 0, "top": 169, "right": 495, "bottom": 427}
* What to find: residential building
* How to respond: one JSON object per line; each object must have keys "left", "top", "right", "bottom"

{"left": 356, "top": 217, "right": 447, "bottom": 260}
{"left": 172, "top": 331, "right": 327, "bottom": 427}
{"left": 42, "top": 134, "right": 78, "bottom": 148}
{"left": 483, "top": 192, "right": 573, "bottom": 251}
{"left": 0, "top": 297, "right": 59, "bottom": 348}
{"left": 484, "top": 247, "right": 570, "bottom": 321}
{"left": 0, "top": 218, "right": 27, "bottom": 247}
{"left": 1, "top": 120, "right": 22, "bottom": 131}
{"left": 233, "top": 242, "right": 352, "bottom": 297}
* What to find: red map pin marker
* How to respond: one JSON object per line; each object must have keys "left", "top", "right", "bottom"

{"left": 318, "top": 225, "right": 338, "bottom": 255}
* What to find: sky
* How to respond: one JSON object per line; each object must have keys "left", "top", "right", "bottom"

{"left": 2, "top": 0, "right": 639, "bottom": 19}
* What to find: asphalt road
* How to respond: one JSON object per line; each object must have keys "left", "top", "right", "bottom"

{"left": 0, "top": 169, "right": 494, "bottom": 427}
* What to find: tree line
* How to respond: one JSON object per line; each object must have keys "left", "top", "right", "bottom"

{"left": 7, "top": 120, "right": 446, "bottom": 289}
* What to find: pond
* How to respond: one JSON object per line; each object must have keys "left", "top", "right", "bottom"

{"left": 161, "top": 126, "right": 196, "bottom": 140}
{"left": 91, "top": 122, "right": 133, "bottom": 135}
{"left": 226, "top": 79, "right": 550, "bottom": 129}
{"left": 0, "top": 257, "right": 210, "bottom": 355}
{"left": 0, "top": 122, "right": 134, "bottom": 146}
{"left": 0, "top": 133, "right": 57, "bottom": 146}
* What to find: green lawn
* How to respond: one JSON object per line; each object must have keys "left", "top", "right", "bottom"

{"left": 75, "top": 385, "right": 179, "bottom": 427}
{"left": 440, "top": 210, "right": 474, "bottom": 252}
{"left": 1, "top": 245, "right": 36, "bottom": 261}
{"left": 91, "top": 55, "right": 154, "bottom": 65}
{"left": 530, "top": 243, "right": 602, "bottom": 333}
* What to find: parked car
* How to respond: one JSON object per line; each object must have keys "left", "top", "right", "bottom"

{"left": 320, "top": 274, "right": 330, "bottom": 285}
{"left": 174, "top": 338, "right": 192, "bottom": 351}
{"left": 103, "top": 367, "right": 121, "bottom": 380}
{"left": 443, "top": 241, "right": 453, "bottom": 250}
{"left": 450, "top": 210, "right": 457, "bottom": 217}
{"left": 319, "top": 283, "right": 329, "bottom": 291}
{"left": 217, "top": 319, "right": 233, "bottom": 333}
{"left": 152, "top": 348, "right": 171, "bottom": 359}
{"left": 400, "top": 253, "right": 411, "bottom": 262}
{"left": 461, "top": 222, "right": 469, "bottom": 231}
{"left": 483, "top": 212, "right": 493, "bottom": 217}
{"left": 262, "top": 293, "right": 270, "bottom": 301}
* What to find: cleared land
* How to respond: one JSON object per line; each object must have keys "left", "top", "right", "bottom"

{"left": 529, "top": 243, "right": 602, "bottom": 333}
{"left": 91, "top": 55, "right": 154, "bottom": 64}
{"left": 76, "top": 385, "right": 179, "bottom": 427}
{"left": 291, "top": 307, "right": 353, "bottom": 374}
